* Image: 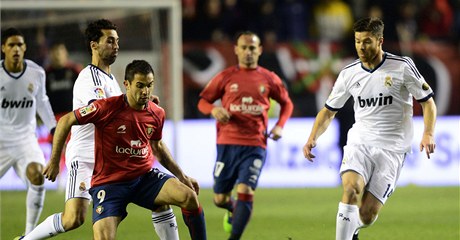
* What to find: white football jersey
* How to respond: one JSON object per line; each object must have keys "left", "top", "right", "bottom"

{"left": 0, "top": 59, "right": 56, "bottom": 145}
{"left": 326, "top": 52, "right": 434, "bottom": 153}
{"left": 66, "top": 64, "right": 122, "bottom": 162}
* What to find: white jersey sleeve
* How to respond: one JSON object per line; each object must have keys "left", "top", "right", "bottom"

{"left": 30, "top": 60, "right": 57, "bottom": 132}
{"left": 0, "top": 60, "right": 56, "bottom": 145}
{"left": 325, "top": 60, "right": 358, "bottom": 110}
{"left": 401, "top": 56, "right": 433, "bottom": 101}
{"left": 65, "top": 65, "right": 122, "bottom": 162}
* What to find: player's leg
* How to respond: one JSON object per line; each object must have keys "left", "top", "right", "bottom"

{"left": 229, "top": 146, "right": 266, "bottom": 240}
{"left": 90, "top": 182, "right": 132, "bottom": 240}
{"left": 151, "top": 205, "right": 180, "bottom": 240}
{"left": 337, "top": 171, "right": 365, "bottom": 240}
{"left": 336, "top": 145, "right": 374, "bottom": 240}
{"left": 357, "top": 148, "right": 405, "bottom": 229}
{"left": 212, "top": 145, "right": 238, "bottom": 233}
{"left": 152, "top": 174, "right": 206, "bottom": 240}
{"left": 22, "top": 161, "right": 92, "bottom": 239}
{"left": 15, "top": 139, "right": 47, "bottom": 235}
{"left": 93, "top": 216, "right": 121, "bottom": 240}
{"left": 229, "top": 183, "right": 254, "bottom": 240}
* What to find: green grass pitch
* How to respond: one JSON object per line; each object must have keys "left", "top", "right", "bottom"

{"left": 1, "top": 186, "right": 458, "bottom": 239}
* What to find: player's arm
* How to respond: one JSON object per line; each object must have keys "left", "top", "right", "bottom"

{"left": 303, "top": 107, "right": 337, "bottom": 162}
{"left": 43, "top": 111, "right": 78, "bottom": 182}
{"left": 269, "top": 96, "right": 294, "bottom": 141}
{"left": 150, "top": 139, "right": 200, "bottom": 194}
{"left": 198, "top": 98, "right": 231, "bottom": 123}
{"left": 419, "top": 97, "right": 437, "bottom": 159}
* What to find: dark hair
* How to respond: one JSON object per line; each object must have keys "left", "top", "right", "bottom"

{"left": 84, "top": 19, "right": 117, "bottom": 54}
{"left": 1, "top": 28, "right": 25, "bottom": 45}
{"left": 234, "top": 31, "right": 261, "bottom": 45}
{"left": 124, "top": 60, "right": 154, "bottom": 83}
{"left": 353, "top": 17, "right": 384, "bottom": 38}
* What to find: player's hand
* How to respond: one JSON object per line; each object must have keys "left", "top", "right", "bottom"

{"left": 303, "top": 139, "right": 316, "bottom": 162}
{"left": 180, "top": 175, "right": 200, "bottom": 195}
{"left": 150, "top": 95, "right": 160, "bottom": 105}
{"left": 211, "top": 107, "right": 231, "bottom": 124}
{"left": 420, "top": 134, "right": 436, "bottom": 159}
{"left": 43, "top": 160, "right": 60, "bottom": 182}
{"left": 267, "top": 125, "right": 283, "bottom": 141}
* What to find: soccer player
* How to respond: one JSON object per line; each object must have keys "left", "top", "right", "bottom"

{"left": 20, "top": 19, "right": 179, "bottom": 240}
{"left": 0, "top": 28, "right": 57, "bottom": 234}
{"left": 302, "top": 17, "right": 437, "bottom": 240}
{"left": 198, "top": 31, "right": 293, "bottom": 240}
{"left": 46, "top": 59, "right": 207, "bottom": 240}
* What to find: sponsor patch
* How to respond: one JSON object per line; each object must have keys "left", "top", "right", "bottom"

{"left": 79, "top": 103, "right": 97, "bottom": 117}
{"left": 94, "top": 87, "right": 105, "bottom": 99}
{"left": 422, "top": 82, "right": 430, "bottom": 91}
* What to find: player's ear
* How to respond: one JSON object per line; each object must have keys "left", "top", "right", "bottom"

{"left": 90, "top": 41, "right": 98, "bottom": 52}
{"left": 123, "top": 80, "right": 129, "bottom": 89}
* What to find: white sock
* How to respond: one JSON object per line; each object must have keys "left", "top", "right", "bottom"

{"left": 152, "top": 208, "right": 179, "bottom": 240}
{"left": 25, "top": 184, "right": 45, "bottom": 234}
{"left": 23, "top": 213, "right": 65, "bottom": 240}
{"left": 336, "top": 202, "right": 362, "bottom": 240}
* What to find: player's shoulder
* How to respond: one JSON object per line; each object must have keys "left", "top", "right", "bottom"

{"left": 147, "top": 101, "right": 165, "bottom": 118}
{"left": 384, "top": 52, "right": 415, "bottom": 66}
{"left": 24, "top": 59, "right": 45, "bottom": 74}
{"left": 341, "top": 59, "right": 361, "bottom": 72}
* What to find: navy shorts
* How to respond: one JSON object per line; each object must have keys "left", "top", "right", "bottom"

{"left": 213, "top": 144, "right": 266, "bottom": 194}
{"left": 89, "top": 168, "right": 173, "bottom": 223}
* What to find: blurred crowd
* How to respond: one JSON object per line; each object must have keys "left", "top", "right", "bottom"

{"left": 182, "top": 0, "right": 460, "bottom": 44}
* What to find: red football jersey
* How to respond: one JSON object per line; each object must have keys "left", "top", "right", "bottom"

{"left": 200, "top": 66, "right": 292, "bottom": 148}
{"left": 74, "top": 95, "right": 165, "bottom": 187}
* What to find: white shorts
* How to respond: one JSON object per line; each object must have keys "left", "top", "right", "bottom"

{"left": 340, "top": 144, "right": 405, "bottom": 204}
{"left": 65, "top": 160, "right": 94, "bottom": 201}
{"left": 0, "top": 135, "right": 45, "bottom": 186}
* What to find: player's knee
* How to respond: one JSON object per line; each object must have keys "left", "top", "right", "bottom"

{"left": 26, "top": 163, "right": 44, "bottom": 185}
{"left": 213, "top": 195, "right": 228, "bottom": 207}
{"left": 342, "top": 184, "right": 361, "bottom": 203}
{"left": 180, "top": 190, "right": 200, "bottom": 210}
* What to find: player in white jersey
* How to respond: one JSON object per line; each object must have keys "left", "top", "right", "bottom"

{"left": 20, "top": 19, "right": 179, "bottom": 240}
{"left": 0, "top": 28, "right": 57, "bottom": 235}
{"left": 303, "top": 17, "right": 437, "bottom": 240}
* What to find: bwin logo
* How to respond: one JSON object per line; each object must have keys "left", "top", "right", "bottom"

{"left": 358, "top": 93, "right": 393, "bottom": 108}
{"left": 1, "top": 98, "right": 33, "bottom": 109}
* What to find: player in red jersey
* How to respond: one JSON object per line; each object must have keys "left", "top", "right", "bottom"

{"left": 44, "top": 60, "right": 207, "bottom": 240}
{"left": 198, "top": 31, "right": 293, "bottom": 240}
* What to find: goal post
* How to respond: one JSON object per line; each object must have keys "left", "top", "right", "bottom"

{"left": 1, "top": 0, "right": 183, "bottom": 121}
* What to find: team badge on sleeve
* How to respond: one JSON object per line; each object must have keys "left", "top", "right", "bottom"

{"left": 79, "top": 103, "right": 97, "bottom": 117}
{"left": 422, "top": 82, "right": 430, "bottom": 91}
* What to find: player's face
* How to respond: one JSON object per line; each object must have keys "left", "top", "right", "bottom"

{"left": 1, "top": 35, "right": 26, "bottom": 65}
{"left": 125, "top": 73, "right": 155, "bottom": 109}
{"left": 354, "top": 31, "right": 382, "bottom": 64}
{"left": 234, "top": 34, "right": 262, "bottom": 69}
{"left": 95, "top": 29, "right": 119, "bottom": 65}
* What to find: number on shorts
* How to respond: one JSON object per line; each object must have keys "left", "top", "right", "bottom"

{"left": 97, "top": 190, "right": 106, "bottom": 203}
{"left": 214, "top": 162, "right": 225, "bottom": 177}
{"left": 382, "top": 184, "right": 394, "bottom": 199}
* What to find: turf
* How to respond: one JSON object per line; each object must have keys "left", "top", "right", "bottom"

{"left": 1, "top": 186, "right": 458, "bottom": 239}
